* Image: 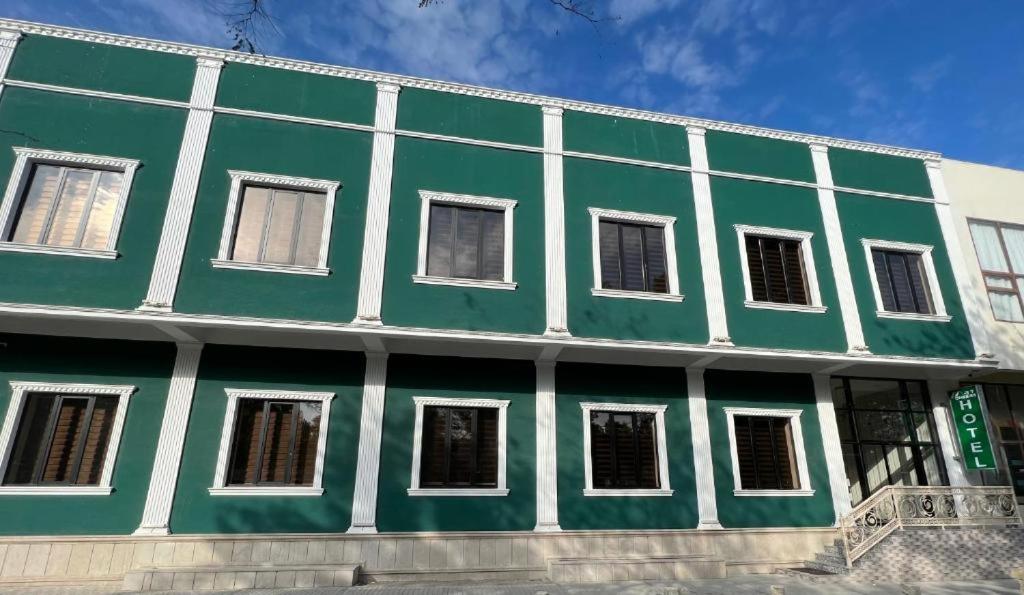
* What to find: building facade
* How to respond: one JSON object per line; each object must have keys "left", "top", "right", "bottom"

{"left": 0, "top": 18, "right": 1011, "bottom": 588}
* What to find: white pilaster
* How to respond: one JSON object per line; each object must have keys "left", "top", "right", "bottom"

{"left": 353, "top": 83, "right": 401, "bottom": 325}
{"left": 686, "top": 127, "right": 730, "bottom": 345}
{"left": 542, "top": 106, "right": 570, "bottom": 336}
{"left": 348, "top": 353, "right": 389, "bottom": 533}
{"left": 0, "top": 29, "right": 22, "bottom": 100}
{"left": 927, "top": 159, "right": 993, "bottom": 360}
{"left": 810, "top": 144, "right": 869, "bottom": 353}
{"left": 135, "top": 343, "right": 203, "bottom": 535}
{"left": 812, "top": 374, "right": 853, "bottom": 524}
{"left": 686, "top": 368, "right": 722, "bottom": 529}
{"left": 534, "top": 361, "right": 561, "bottom": 532}
{"left": 141, "top": 57, "right": 223, "bottom": 310}
{"left": 927, "top": 380, "right": 970, "bottom": 487}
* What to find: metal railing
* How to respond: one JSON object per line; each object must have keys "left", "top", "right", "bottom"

{"left": 840, "top": 485, "right": 1020, "bottom": 566}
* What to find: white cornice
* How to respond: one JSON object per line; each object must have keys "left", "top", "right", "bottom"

{"left": 0, "top": 17, "right": 941, "bottom": 161}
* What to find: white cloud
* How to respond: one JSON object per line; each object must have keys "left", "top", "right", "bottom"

{"left": 910, "top": 57, "right": 952, "bottom": 92}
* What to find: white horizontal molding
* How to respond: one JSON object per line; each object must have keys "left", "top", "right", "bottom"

{"left": 211, "top": 259, "right": 331, "bottom": 277}
{"left": 225, "top": 170, "right": 341, "bottom": 193}
{"left": 583, "top": 488, "right": 675, "bottom": 497}
{"left": 744, "top": 301, "right": 827, "bottom": 314}
{"left": 580, "top": 402, "right": 668, "bottom": 414}
{"left": 208, "top": 486, "right": 324, "bottom": 496}
{"left": 214, "top": 105, "right": 376, "bottom": 134}
{"left": 0, "top": 243, "right": 117, "bottom": 259}
{"left": 11, "top": 147, "right": 140, "bottom": 170}
{"left": 860, "top": 238, "right": 933, "bottom": 253}
{"left": 0, "top": 486, "right": 113, "bottom": 496}
{"left": 413, "top": 396, "right": 510, "bottom": 409}
{"left": 723, "top": 406, "right": 803, "bottom": 417}
{"left": 591, "top": 288, "right": 684, "bottom": 302}
{"left": 734, "top": 489, "right": 816, "bottom": 497}
{"left": 407, "top": 488, "right": 510, "bottom": 497}
{"left": 9, "top": 381, "right": 136, "bottom": 396}
{"left": 412, "top": 275, "right": 517, "bottom": 290}
{"left": 3, "top": 79, "right": 191, "bottom": 109}
{"left": 399, "top": 129, "right": 541, "bottom": 154}
{"left": 224, "top": 388, "right": 334, "bottom": 402}
{"left": 877, "top": 311, "right": 952, "bottom": 323}
{"left": 734, "top": 224, "right": 812, "bottom": 243}
{"left": 419, "top": 190, "right": 518, "bottom": 210}
{"left": 588, "top": 207, "right": 676, "bottom": 226}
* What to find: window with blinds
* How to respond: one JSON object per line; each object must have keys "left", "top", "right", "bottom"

{"left": 229, "top": 185, "right": 327, "bottom": 268}
{"left": 226, "top": 399, "right": 322, "bottom": 486}
{"left": 426, "top": 204, "right": 505, "bottom": 281}
{"left": 419, "top": 406, "right": 499, "bottom": 488}
{"left": 967, "top": 219, "right": 1024, "bottom": 322}
{"left": 871, "top": 248, "right": 934, "bottom": 314}
{"left": 732, "top": 415, "right": 800, "bottom": 490}
{"left": 589, "top": 410, "right": 660, "bottom": 489}
{"left": 598, "top": 220, "right": 668, "bottom": 293}
{"left": 744, "top": 235, "right": 809, "bottom": 305}
{"left": 8, "top": 163, "right": 125, "bottom": 250}
{"left": 3, "top": 393, "right": 118, "bottom": 486}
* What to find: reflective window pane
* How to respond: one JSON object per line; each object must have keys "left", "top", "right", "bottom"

{"left": 10, "top": 165, "right": 62, "bottom": 244}
{"left": 80, "top": 171, "right": 124, "bottom": 250}
{"left": 970, "top": 221, "right": 1010, "bottom": 272}
{"left": 231, "top": 187, "right": 271, "bottom": 263}
{"left": 263, "top": 191, "right": 300, "bottom": 264}
{"left": 293, "top": 193, "right": 326, "bottom": 268}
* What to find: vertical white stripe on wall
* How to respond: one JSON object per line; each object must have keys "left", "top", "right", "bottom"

{"left": 811, "top": 374, "right": 853, "bottom": 524}
{"left": 686, "top": 368, "right": 722, "bottom": 529}
{"left": 542, "top": 106, "right": 570, "bottom": 336}
{"left": 927, "top": 379, "right": 970, "bottom": 487}
{"left": 348, "top": 353, "right": 389, "bottom": 533}
{"left": 534, "top": 361, "right": 561, "bottom": 531}
{"left": 809, "top": 143, "right": 869, "bottom": 353}
{"left": 0, "top": 29, "right": 22, "bottom": 100}
{"left": 141, "top": 57, "right": 223, "bottom": 311}
{"left": 927, "top": 159, "right": 993, "bottom": 360}
{"left": 134, "top": 343, "right": 203, "bottom": 535}
{"left": 353, "top": 83, "right": 401, "bottom": 325}
{"left": 686, "top": 127, "right": 731, "bottom": 345}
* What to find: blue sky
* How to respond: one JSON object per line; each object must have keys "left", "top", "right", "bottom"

{"left": 3, "top": 0, "right": 1023, "bottom": 168}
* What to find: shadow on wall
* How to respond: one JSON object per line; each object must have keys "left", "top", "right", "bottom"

{"left": 873, "top": 319, "right": 975, "bottom": 360}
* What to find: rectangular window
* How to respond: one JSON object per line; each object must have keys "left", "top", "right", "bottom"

{"left": 744, "top": 235, "right": 808, "bottom": 305}
{"left": 968, "top": 220, "right": 1024, "bottom": 322}
{"left": 3, "top": 393, "right": 118, "bottom": 487}
{"left": 426, "top": 204, "right": 505, "bottom": 281}
{"left": 419, "top": 406, "right": 499, "bottom": 488}
{"left": 588, "top": 410, "right": 661, "bottom": 489}
{"left": 226, "top": 399, "right": 322, "bottom": 487}
{"left": 598, "top": 220, "right": 668, "bottom": 293}
{"left": 871, "top": 248, "right": 935, "bottom": 314}
{"left": 229, "top": 185, "right": 328, "bottom": 268}
{"left": 732, "top": 415, "right": 800, "bottom": 490}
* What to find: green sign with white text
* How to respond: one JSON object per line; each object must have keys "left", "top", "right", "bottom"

{"left": 950, "top": 385, "right": 997, "bottom": 470}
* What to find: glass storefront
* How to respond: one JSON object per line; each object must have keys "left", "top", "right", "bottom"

{"left": 977, "top": 383, "right": 1024, "bottom": 499}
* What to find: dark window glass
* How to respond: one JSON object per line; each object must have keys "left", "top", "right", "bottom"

{"left": 426, "top": 204, "right": 504, "bottom": 281}
{"left": 598, "top": 220, "right": 668, "bottom": 293}
{"left": 589, "top": 410, "right": 660, "bottom": 489}
{"left": 3, "top": 393, "right": 118, "bottom": 486}
{"left": 733, "top": 415, "right": 799, "bottom": 490}
{"left": 744, "top": 235, "right": 808, "bottom": 305}
{"left": 976, "top": 384, "right": 1024, "bottom": 498}
{"left": 227, "top": 399, "right": 322, "bottom": 486}
{"left": 871, "top": 249, "right": 934, "bottom": 314}
{"left": 419, "top": 406, "right": 498, "bottom": 488}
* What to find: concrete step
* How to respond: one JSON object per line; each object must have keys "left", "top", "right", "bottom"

{"left": 548, "top": 555, "right": 726, "bottom": 583}
{"left": 813, "top": 551, "right": 847, "bottom": 567}
{"left": 805, "top": 559, "right": 848, "bottom": 576}
{"left": 122, "top": 563, "right": 360, "bottom": 591}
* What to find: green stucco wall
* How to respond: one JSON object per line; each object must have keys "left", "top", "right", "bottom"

{"left": 704, "top": 369, "right": 836, "bottom": 528}
{"left": 563, "top": 111, "right": 690, "bottom": 165}
{"left": 0, "top": 333, "right": 175, "bottom": 536}
{"left": 705, "top": 131, "right": 816, "bottom": 183}
{"left": 397, "top": 88, "right": 542, "bottom": 147}
{"left": 375, "top": 355, "right": 536, "bottom": 532}
{"left": 828, "top": 148, "right": 932, "bottom": 198}
{"left": 170, "top": 345, "right": 365, "bottom": 534}
{"left": 555, "top": 363, "right": 698, "bottom": 530}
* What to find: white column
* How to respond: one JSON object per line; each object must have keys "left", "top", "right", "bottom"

{"left": 534, "top": 361, "right": 561, "bottom": 531}
{"left": 141, "top": 57, "right": 223, "bottom": 311}
{"left": 135, "top": 343, "right": 203, "bottom": 535}
{"left": 353, "top": 83, "right": 401, "bottom": 325}
{"left": 542, "top": 106, "right": 570, "bottom": 336}
{"left": 348, "top": 353, "right": 388, "bottom": 533}
{"left": 0, "top": 29, "right": 22, "bottom": 100}
{"left": 686, "top": 368, "right": 722, "bottom": 529}
{"left": 812, "top": 374, "right": 853, "bottom": 524}
{"left": 810, "top": 143, "right": 869, "bottom": 353}
{"left": 686, "top": 127, "right": 730, "bottom": 345}
{"left": 927, "top": 159, "right": 993, "bottom": 360}
{"left": 928, "top": 380, "right": 970, "bottom": 487}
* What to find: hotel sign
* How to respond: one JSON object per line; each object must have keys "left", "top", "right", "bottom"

{"left": 950, "top": 385, "right": 997, "bottom": 470}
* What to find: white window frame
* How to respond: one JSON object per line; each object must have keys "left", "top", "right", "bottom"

{"left": 414, "top": 190, "right": 518, "bottom": 290}
{"left": 724, "top": 406, "right": 814, "bottom": 497}
{"left": 212, "top": 170, "right": 340, "bottom": 276}
{"left": 0, "top": 147, "right": 139, "bottom": 259}
{"left": 408, "top": 396, "right": 510, "bottom": 496}
{"left": 861, "top": 238, "right": 950, "bottom": 322}
{"left": 580, "top": 401, "right": 674, "bottom": 497}
{"left": 588, "top": 207, "right": 683, "bottom": 302}
{"left": 209, "top": 388, "right": 335, "bottom": 496}
{"left": 734, "top": 224, "right": 826, "bottom": 313}
{"left": 0, "top": 381, "right": 136, "bottom": 495}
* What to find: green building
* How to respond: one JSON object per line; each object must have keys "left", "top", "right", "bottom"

{"left": 0, "top": 18, "right": 1013, "bottom": 589}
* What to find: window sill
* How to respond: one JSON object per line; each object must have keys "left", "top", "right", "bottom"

{"left": 412, "top": 275, "right": 517, "bottom": 290}
{"left": 591, "top": 288, "right": 684, "bottom": 302}
{"left": 733, "top": 489, "right": 815, "bottom": 497}
{"left": 407, "top": 488, "right": 510, "bottom": 497}
{"left": 210, "top": 259, "right": 330, "bottom": 276}
{"left": 744, "top": 301, "right": 827, "bottom": 314}
{"left": 0, "top": 486, "right": 113, "bottom": 495}
{"left": 0, "top": 242, "right": 118, "bottom": 259}
{"left": 208, "top": 486, "right": 324, "bottom": 496}
{"left": 583, "top": 488, "right": 675, "bottom": 497}
{"left": 875, "top": 311, "right": 951, "bottom": 322}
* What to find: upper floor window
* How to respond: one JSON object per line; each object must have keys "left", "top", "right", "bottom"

{"left": 968, "top": 219, "right": 1024, "bottom": 322}
{"left": 0, "top": 148, "right": 139, "bottom": 259}
{"left": 862, "top": 239, "right": 948, "bottom": 321}
{"left": 580, "top": 402, "right": 673, "bottom": 496}
{"left": 735, "top": 225, "right": 824, "bottom": 312}
{"left": 588, "top": 208, "right": 682, "bottom": 302}
{"left": 724, "top": 407, "right": 813, "bottom": 496}
{"left": 414, "top": 190, "right": 517, "bottom": 290}
{"left": 213, "top": 171, "right": 339, "bottom": 276}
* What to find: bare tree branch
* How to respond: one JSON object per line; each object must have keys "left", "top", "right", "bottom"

{"left": 420, "top": 0, "right": 618, "bottom": 25}
{"left": 205, "top": 0, "right": 279, "bottom": 54}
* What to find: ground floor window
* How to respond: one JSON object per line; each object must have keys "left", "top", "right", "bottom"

{"left": 832, "top": 377, "right": 947, "bottom": 505}
{"left": 976, "top": 383, "right": 1024, "bottom": 499}
{"left": 580, "top": 402, "right": 673, "bottom": 496}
